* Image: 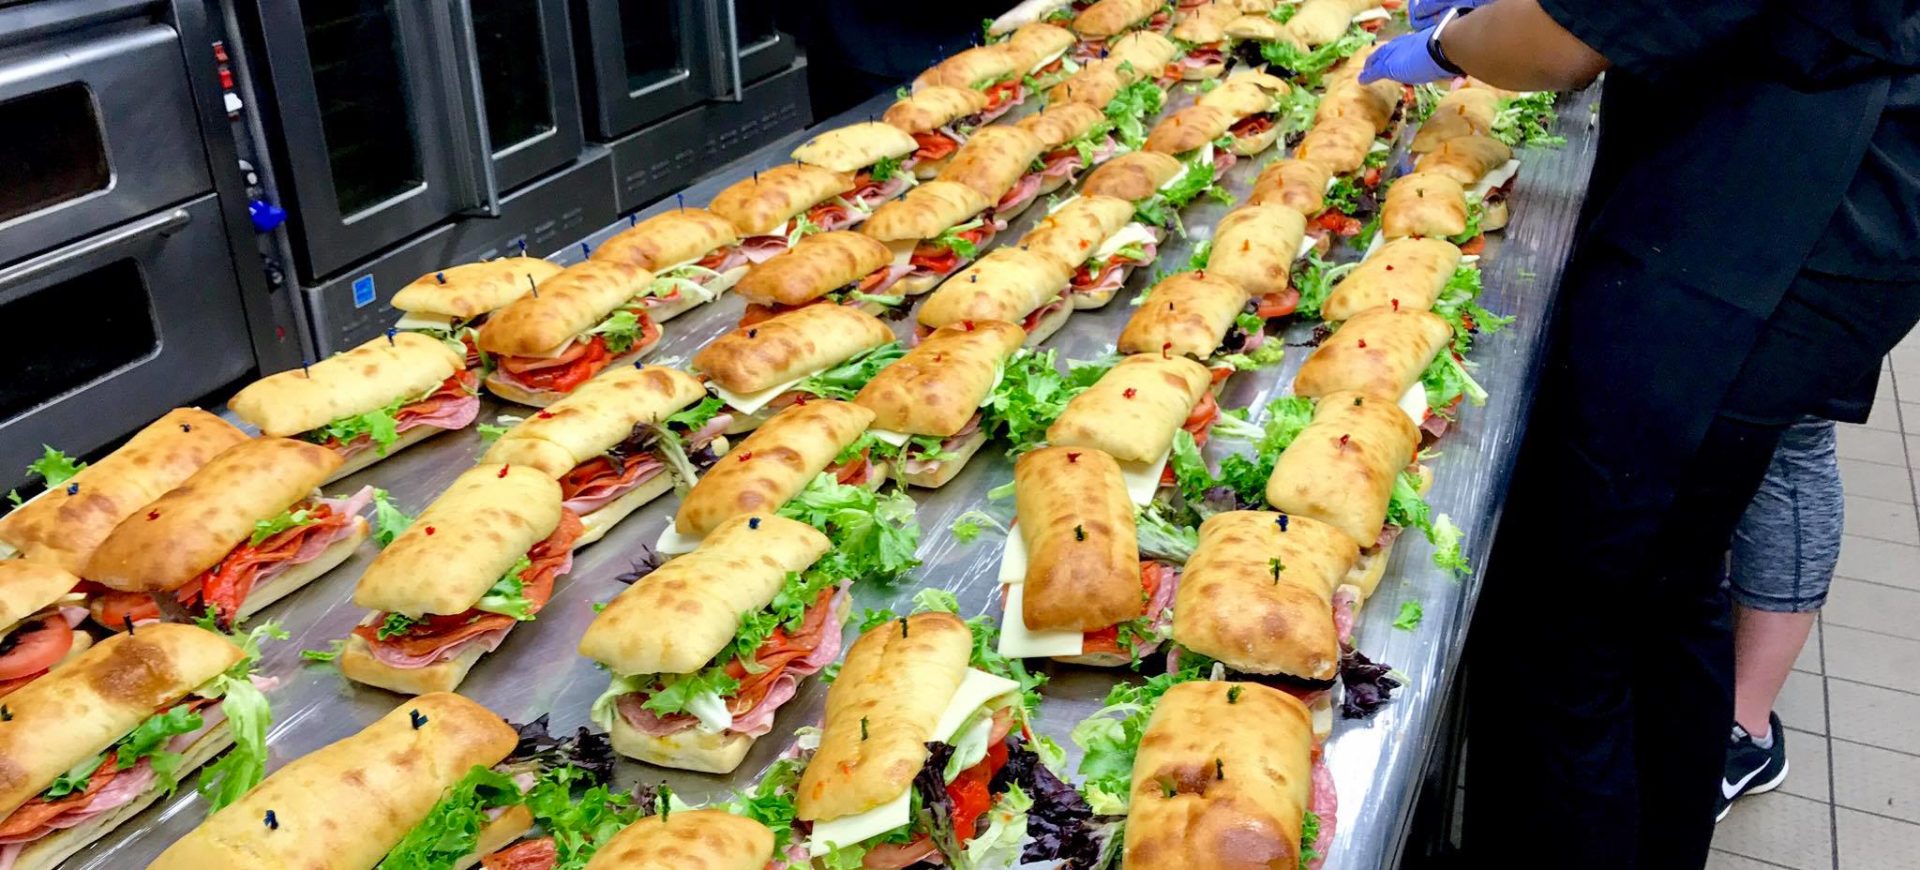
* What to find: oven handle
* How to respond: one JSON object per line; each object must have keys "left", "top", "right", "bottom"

{"left": 448, "top": 0, "right": 503, "bottom": 217}
{"left": 712, "top": 0, "right": 746, "bottom": 102}
{"left": 0, "top": 208, "right": 190, "bottom": 292}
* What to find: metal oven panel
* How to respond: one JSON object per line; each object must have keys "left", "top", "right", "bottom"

{"left": 727, "top": 0, "right": 797, "bottom": 86}
{"left": 457, "top": 0, "right": 586, "bottom": 194}
{"left": 0, "top": 193, "right": 254, "bottom": 486}
{"left": 575, "top": 0, "right": 715, "bottom": 138}
{"left": 0, "top": 18, "right": 210, "bottom": 269}
{"left": 606, "top": 58, "right": 810, "bottom": 214}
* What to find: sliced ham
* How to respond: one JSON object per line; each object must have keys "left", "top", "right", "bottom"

{"left": 727, "top": 674, "right": 798, "bottom": 737}
{"left": 740, "top": 235, "right": 792, "bottom": 264}
{"left": 0, "top": 760, "right": 155, "bottom": 852}
{"left": 900, "top": 413, "right": 984, "bottom": 477}
{"left": 561, "top": 456, "right": 665, "bottom": 515}
{"left": 996, "top": 172, "right": 1047, "bottom": 213}
{"left": 1042, "top": 152, "right": 1085, "bottom": 182}
{"left": 861, "top": 838, "right": 943, "bottom": 869}
{"left": 808, "top": 202, "right": 866, "bottom": 233}
{"left": 1212, "top": 148, "right": 1237, "bottom": 174}
{"left": 1332, "top": 586, "right": 1359, "bottom": 646}
{"left": 368, "top": 623, "right": 512, "bottom": 669}
{"left": 1420, "top": 412, "right": 1451, "bottom": 439}
{"left": 247, "top": 486, "right": 376, "bottom": 591}
{"left": 1306, "top": 752, "right": 1337, "bottom": 870}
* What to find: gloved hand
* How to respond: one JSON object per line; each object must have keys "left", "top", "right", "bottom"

{"left": 1408, "top": 0, "right": 1492, "bottom": 30}
{"left": 1358, "top": 29, "right": 1455, "bottom": 84}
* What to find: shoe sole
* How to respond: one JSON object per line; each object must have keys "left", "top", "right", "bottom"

{"left": 1715, "top": 759, "right": 1790, "bottom": 824}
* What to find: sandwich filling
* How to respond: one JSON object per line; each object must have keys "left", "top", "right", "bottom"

{"left": 490, "top": 307, "right": 662, "bottom": 397}
{"left": 305, "top": 370, "right": 481, "bottom": 461}
{"left": 557, "top": 405, "right": 733, "bottom": 516}
{"left": 634, "top": 245, "right": 751, "bottom": 310}
{"left": 355, "top": 510, "right": 583, "bottom": 669}
{"left": 394, "top": 316, "right": 491, "bottom": 372}
{"left": 1070, "top": 222, "right": 1160, "bottom": 300}
{"left": 87, "top": 487, "right": 376, "bottom": 631}
{"left": 0, "top": 602, "right": 86, "bottom": 698}
{"left": 1039, "top": 130, "right": 1122, "bottom": 188}
{"left": 906, "top": 213, "right": 1009, "bottom": 284}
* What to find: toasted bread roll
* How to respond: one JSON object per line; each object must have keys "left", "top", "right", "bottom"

{"left": 1248, "top": 158, "right": 1334, "bottom": 215}
{"left": 592, "top": 209, "right": 741, "bottom": 271}
{"left": 1222, "top": 14, "right": 1303, "bottom": 49}
{"left": 1020, "top": 195, "right": 1137, "bottom": 267}
{"left": 1208, "top": 205, "right": 1308, "bottom": 297}
{"left": 918, "top": 247, "right": 1075, "bottom": 329}
{"left": 791, "top": 122, "right": 920, "bottom": 173}
{"left": 391, "top": 258, "right": 562, "bottom": 319}
{"left": 1197, "top": 72, "right": 1289, "bottom": 117}
{"left": 916, "top": 43, "right": 1028, "bottom": 92}
{"left": 695, "top": 305, "right": 895, "bottom": 394}
{"left": 1293, "top": 116, "right": 1375, "bottom": 175}
{"left": 1015, "top": 447, "right": 1142, "bottom": 631}
{"left": 1017, "top": 101, "right": 1106, "bottom": 151}
{"left": 1265, "top": 391, "right": 1420, "bottom": 546}
{"left": 1145, "top": 105, "right": 1233, "bottom": 155}
{"left": 1173, "top": 511, "right": 1358, "bottom": 679}
{"left": 1008, "top": 21, "right": 1078, "bottom": 60}
{"left": 1048, "top": 354, "right": 1211, "bottom": 463}
{"left": 882, "top": 86, "right": 991, "bottom": 134}
{"left": 1382, "top": 171, "right": 1470, "bottom": 240}
{"left": 1047, "top": 61, "right": 1127, "bottom": 107}
{"left": 0, "top": 561, "right": 80, "bottom": 632}
{"left": 1081, "top": 151, "right": 1185, "bottom": 201}
{"left": 353, "top": 463, "right": 562, "bottom": 616}
{"left": 1322, "top": 238, "right": 1462, "bottom": 321}
{"left": 230, "top": 332, "right": 464, "bottom": 438}
{"left": 855, "top": 320, "right": 1025, "bottom": 436}
{"left": 481, "top": 366, "right": 706, "bottom": 477}
{"left": 1171, "top": 2, "right": 1238, "bottom": 44}
{"left": 1415, "top": 134, "right": 1513, "bottom": 186}
{"left": 584, "top": 810, "right": 776, "bottom": 870}
{"left": 1107, "top": 30, "right": 1181, "bottom": 75}
{"left": 862, "top": 181, "right": 992, "bottom": 243}
{"left": 709, "top": 163, "right": 854, "bottom": 237}
{"left": 1315, "top": 78, "right": 1400, "bottom": 134}
{"left": 936, "top": 126, "right": 1047, "bottom": 202}
{"left": 1074, "top": 0, "right": 1161, "bottom": 37}
{"left": 734, "top": 231, "right": 892, "bottom": 307}
{"left": 795, "top": 612, "right": 972, "bottom": 822}
{"left": 674, "top": 400, "right": 875, "bottom": 538}
{"left": 1118, "top": 271, "right": 1251, "bottom": 359}
{"left": 1411, "top": 87, "right": 1499, "bottom": 152}
{"left": 478, "top": 260, "right": 652, "bottom": 357}
{"left": 1295, "top": 306, "right": 1452, "bottom": 401}
{"left": 1285, "top": 0, "right": 1352, "bottom": 46}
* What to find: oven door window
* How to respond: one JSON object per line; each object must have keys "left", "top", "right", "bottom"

{"left": 300, "top": 0, "right": 425, "bottom": 216}
{"left": 0, "top": 84, "right": 110, "bottom": 226}
{"left": 0, "top": 259, "right": 155, "bottom": 421}
{"left": 471, "top": 0, "right": 555, "bottom": 152}
{"left": 734, "top": 0, "right": 779, "bottom": 48}
{"left": 620, "top": 0, "right": 689, "bottom": 95}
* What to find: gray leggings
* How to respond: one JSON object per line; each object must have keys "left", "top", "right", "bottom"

{"left": 1728, "top": 416, "right": 1844, "bottom": 613}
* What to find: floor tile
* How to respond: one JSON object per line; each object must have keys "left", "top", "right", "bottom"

{"left": 1776, "top": 670, "right": 1828, "bottom": 736}
{"left": 1777, "top": 728, "right": 1830, "bottom": 803}
{"left": 1795, "top": 619, "right": 1822, "bottom": 675}
{"left": 1824, "top": 579, "right": 1920, "bottom": 642}
{"left": 1832, "top": 739, "right": 1920, "bottom": 824}
{"left": 1837, "top": 426, "right": 1908, "bottom": 466}
{"left": 1836, "top": 536, "right": 1920, "bottom": 592}
{"left": 1839, "top": 458, "right": 1916, "bottom": 504}
{"left": 1860, "top": 399, "right": 1902, "bottom": 433}
{"left": 1892, "top": 344, "right": 1920, "bottom": 377}
{"left": 1713, "top": 791, "right": 1834, "bottom": 870}
{"left": 1835, "top": 807, "right": 1920, "bottom": 870}
{"left": 1828, "top": 678, "right": 1920, "bottom": 756}
{"left": 1824, "top": 626, "right": 1920, "bottom": 695}
{"left": 1900, "top": 400, "right": 1918, "bottom": 428}
{"left": 1706, "top": 850, "right": 1793, "bottom": 870}
{"left": 1842, "top": 495, "right": 1919, "bottom": 545}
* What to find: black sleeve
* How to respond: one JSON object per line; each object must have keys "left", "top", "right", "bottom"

{"left": 1534, "top": 0, "right": 1771, "bottom": 82}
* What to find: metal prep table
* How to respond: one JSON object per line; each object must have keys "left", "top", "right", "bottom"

{"left": 69, "top": 69, "right": 1601, "bottom": 869}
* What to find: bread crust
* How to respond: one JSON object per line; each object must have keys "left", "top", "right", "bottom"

{"left": 1173, "top": 511, "right": 1358, "bottom": 679}
{"left": 855, "top": 320, "right": 1024, "bottom": 436}
{"left": 1382, "top": 171, "right": 1470, "bottom": 240}
{"left": 482, "top": 366, "right": 706, "bottom": 477}
{"left": 1264, "top": 391, "right": 1420, "bottom": 547}
{"left": 230, "top": 332, "right": 464, "bottom": 437}
{"left": 674, "top": 400, "right": 875, "bottom": 538}
{"left": 791, "top": 122, "right": 919, "bottom": 173}
{"left": 709, "top": 163, "right": 855, "bottom": 236}
{"left": 1047, "top": 354, "right": 1211, "bottom": 463}
{"left": 1293, "top": 116, "right": 1375, "bottom": 176}
{"left": 918, "top": 247, "right": 1075, "bottom": 329}
{"left": 1293, "top": 306, "right": 1453, "bottom": 401}
{"left": 591, "top": 208, "right": 741, "bottom": 271}
{"left": 1145, "top": 105, "right": 1232, "bottom": 156}
{"left": 694, "top": 305, "right": 894, "bottom": 394}
{"left": 1208, "top": 206, "right": 1307, "bottom": 297}
{"left": 861, "top": 181, "right": 992, "bottom": 243}
{"left": 882, "top": 86, "right": 990, "bottom": 135}
{"left": 391, "top": 257, "right": 562, "bottom": 319}
{"left": 1015, "top": 447, "right": 1142, "bottom": 632}
{"left": 1415, "top": 134, "right": 1513, "bottom": 186}
{"left": 1118, "top": 270, "right": 1252, "bottom": 359}
{"left": 352, "top": 463, "right": 562, "bottom": 616}
{"left": 1248, "top": 158, "right": 1332, "bottom": 215}
{"left": 1019, "top": 195, "right": 1135, "bottom": 267}
{"left": 1074, "top": 0, "right": 1160, "bottom": 38}
{"left": 1081, "top": 151, "right": 1184, "bottom": 202}
{"left": 1017, "top": 102, "right": 1106, "bottom": 151}
{"left": 936, "top": 127, "right": 1047, "bottom": 203}
{"left": 584, "top": 809, "right": 775, "bottom": 869}
{"left": 477, "top": 260, "right": 653, "bottom": 358}
{"left": 1322, "top": 237, "right": 1462, "bottom": 322}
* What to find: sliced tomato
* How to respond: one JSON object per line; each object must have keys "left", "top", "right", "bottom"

{"left": 0, "top": 751, "right": 121, "bottom": 837}
{"left": 834, "top": 449, "right": 873, "bottom": 486}
{"left": 1360, "top": 17, "right": 1384, "bottom": 32}
{"left": 1458, "top": 234, "right": 1487, "bottom": 255}
{"left": 89, "top": 590, "right": 162, "bottom": 630}
{"left": 911, "top": 131, "right": 959, "bottom": 162}
{"left": 1071, "top": 259, "right": 1127, "bottom": 290}
{"left": 358, "top": 511, "right": 582, "bottom": 656}
{"left": 498, "top": 312, "right": 657, "bottom": 393}
{"left": 1256, "top": 288, "right": 1301, "bottom": 319}
{"left": 1314, "top": 211, "right": 1364, "bottom": 236}
{"left": 1362, "top": 167, "right": 1383, "bottom": 188}
{"left": 982, "top": 79, "right": 1022, "bottom": 111}
{"left": 1183, "top": 392, "right": 1220, "bottom": 436}
{"left": 694, "top": 246, "right": 739, "bottom": 270}
{"left": 946, "top": 760, "right": 995, "bottom": 842}
{"left": 0, "top": 614, "right": 75, "bottom": 681}
{"left": 1209, "top": 365, "right": 1234, "bottom": 385}
{"left": 856, "top": 266, "right": 896, "bottom": 293}
{"left": 1229, "top": 114, "right": 1275, "bottom": 137}
{"left": 482, "top": 837, "right": 557, "bottom": 870}
{"left": 908, "top": 245, "right": 960, "bottom": 276}
{"left": 198, "top": 504, "right": 354, "bottom": 624}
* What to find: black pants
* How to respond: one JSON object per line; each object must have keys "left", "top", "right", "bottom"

{"left": 1462, "top": 267, "right": 1920, "bottom": 867}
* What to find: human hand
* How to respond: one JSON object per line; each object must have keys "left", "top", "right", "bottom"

{"left": 1358, "top": 30, "right": 1455, "bottom": 84}
{"left": 1408, "top": 0, "right": 1493, "bottom": 30}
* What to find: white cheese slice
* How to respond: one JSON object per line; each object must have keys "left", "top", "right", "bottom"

{"left": 1160, "top": 163, "right": 1192, "bottom": 192}
{"left": 1363, "top": 229, "right": 1384, "bottom": 260}
{"left": 982, "top": 363, "right": 1005, "bottom": 406}
{"left": 1118, "top": 447, "right": 1173, "bottom": 506}
{"left": 1351, "top": 8, "right": 1391, "bottom": 23}
{"left": 1325, "top": 176, "right": 1338, "bottom": 192}
{"left": 1398, "top": 381, "right": 1428, "bottom": 426}
{"left": 710, "top": 374, "right": 811, "bottom": 416}
{"left": 885, "top": 238, "right": 918, "bottom": 268}
{"left": 1091, "top": 222, "right": 1162, "bottom": 262}
{"left": 1368, "top": 140, "right": 1391, "bottom": 154}
{"left": 1046, "top": 194, "right": 1080, "bottom": 215}
{"left": 1297, "top": 234, "right": 1317, "bottom": 260}
{"left": 1029, "top": 47, "right": 1068, "bottom": 75}
{"left": 654, "top": 523, "right": 703, "bottom": 555}
{"left": 867, "top": 428, "right": 913, "bottom": 448}
{"left": 804, "top": 667, "right": 1022, "bottom": 857}
{"left": 392, "top": 311, "right": 461, "bottom": 331}
{"left": 997, "top": 583, "right": 1087, "bottom": 658}
{"left": 1468, "top": 158, "right": 1523, "bottom": 200}
{"left": 997, "top": 527, "right": 1030, "bottom": 584}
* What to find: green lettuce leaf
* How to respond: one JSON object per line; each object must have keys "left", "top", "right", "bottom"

{"left": 25, "top": 446, "right": 86, "bottom": 487}
{"left": 311, "top": 398, "right": 405, "bottom": 454}
{"left": 794, "top": 343, "right": 908, "bottom": 401}
{"left": 666, "top": 395, "right": 727, "bottom": 430}
{"left": 370, "top": 488, "right": 413, "bottom": 546}
{"left": 583, "top": 308, "right": 650, "bottom": 354}
{"left": 1492, "top": 92, "right": 1566, "bottom": 149}
{"left": 1259, "top": 29, "right": 1374, "bottom": 86}
{"left": 250, "top": 508, "right": 316, "bottom": 545}
{"left": 475, "top": 555, "right": 538, "bottom": 620}
{"left": 777, "top": 473, "right": 922, "bottom": 584}
{"left": 1393, "top": 600, "right": 1424, "bottom": 630}
{"left": 1071, "top": 651, "right": 1219, "bottom": 812}
{"left": 380, "top": 765, "right": 524, "bottom": 869}
{"left": 980, "top": 349, "right": 1118, "bottom": 455}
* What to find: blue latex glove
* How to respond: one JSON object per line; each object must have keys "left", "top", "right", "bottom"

{"left": 1358, "top": 29, "right": 1454, "bottom": 84}
{"left": 1408, "top": 0, "right": 1492, "bottom": 30}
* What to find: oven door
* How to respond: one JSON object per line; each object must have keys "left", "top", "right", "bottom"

{"left": 250, "top": 0, "right": 463, "bottom": 282}
{"left": 0, "top": 16, "right": 210, "bottom": 270}
{"left": 576, "top": 0, "right": 716, "bottom": 139}
{"left": 724, "top": 0, "right": 797, "bottom": 88}
{"left": 447, "top": 0, "right": 586, "bottom": 199}
{"left": 0, "top": 195, "right": 254, "bottom": 483}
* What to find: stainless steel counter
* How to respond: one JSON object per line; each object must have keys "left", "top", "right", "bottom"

{"left": 72, "top": 70, "right": 1600, "bottom": 868}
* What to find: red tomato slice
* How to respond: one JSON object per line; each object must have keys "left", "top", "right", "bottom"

{"left": 911, "top": 131, "right": 959, "bottom": 162}
{"left": 358, "top": 511, "right": 582, "bottom": 655}
{"left": 482, "top": 837, "right": 557, "bottom": 870}
{"left": 1458, "top": 234, "right": 1487, "bottom": 255}
{"left": 1256, "top": 289, "right": 1301, "bottom": 319}
{"left": 946, "top": 763, "right": 994, "bottom": 842}
{"left": 0, "top": 615, "right": 73, "bottom": 681}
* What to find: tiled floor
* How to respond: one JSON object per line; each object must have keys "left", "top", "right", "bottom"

{"left": 1711, "top": 327, "right": 1920, "bottom": 869}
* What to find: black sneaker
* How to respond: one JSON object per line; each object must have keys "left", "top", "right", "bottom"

{"left": 1716, "top": 712, "right": 1790, "bottom": 822}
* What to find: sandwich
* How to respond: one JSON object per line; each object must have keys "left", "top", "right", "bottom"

{"left": 935, "top": 126, "right": 1050, "bottom": 221}
{"left": 1206, "top": 203, "right": 1311, "bottom": 309}
{"left": 1046, "top": 353, "right": 1214, "bottom": 503}
{"left": 791, "top": 123, "right": 922, "bottom": 217}
{"left": 1073, "top": 0, "right": 1171, "bottom": 51}
{"left": 1247, "top": 157, "right": 1333, "bottom": 216}
{"left": 0, "top": 562, "right": 89, "bottom": 698}
{"left": 1265, "top": 390, "right": 1423, "bottom": 597}
{"left": 1321, "top": 237, "right": 1463, "bottom": 322}
{"left": 1005, "top": 21, "right": 1083, "bottom": 90}
{"left": 988, "top": 0, "right": 1079, "bottom": 36}
{"left": 0, "top": 409, "right": 246, "bottom": 570}
{"left": 1286, "top": 0, "right": 1366, "bottom": 47}
{"left": 1144, "top": 105, "right": 1239, "bottom": 174}
{"left": 881, "top": 86, "right": 993, "bottom": 180}
{"left": 82, "top": 438, "right": 370, "bottom": 629}
{"left": 913, "top": 29, "right": 1059, "bottom": 126}
{"left": 1197, "top": 70, "right": 1296, "bottom": 154}
{"left": 476, "top": 260, "right": 666, "bottom": 407}
{"left": 1016, "top": 101, "right": 1121, "bottom": 198}
{"left": 994, "top": 446, "right": 1177, "bottom": 666}
{"left": 1047, "top": 57, "right": 1130, "bottom": 109}
{"left": 793, "top": 611, "right": 1038, "bottom": 865}
{"left": 583, "top": 514, "right": 845, "bottom": 773}
{"left": 389, "top": 257, "right": 562, "bottom": 367}
{"left": 708, "top": 163, "right": 857, "bottom": 255}
{"left": 1293, "top": 116, "right": 1377, "bottom": 176}
{"left": 1294, "top": 305, "right": 1452, "bottom": 411}
{"left": 1121, "top": 681, "right": 1328, "bottom": 870}
{"left": 860, "top": 180, "right": 1003, "bottom": 297}
{"left": 1120, "top": 269, "right": 1293, "bottom": 378}
{"left": 1168, "top": 2, "right": 1241, "bottom": 79}
{"left": 852, "top": 319, "right": 1027, "bottom": 488}
{"left": 692, "top": 304, "right": 899, "bottom": 432}
{"left": 916, "top": 246, "right": 1078, "bottom": 346}
{"left": 732, "top": 230, "right": 909, "bottom": 324}
{"left": 339, "top": 463, "right": 579, "bottom": 694}
{"left": 1415, "top": 134, "right": 1519, "bottom": 231}
{"left": 229, "top": 332, "right": 472, "bottom": 479}
{"left": 1222, "top": 13, "right": 1307, "bottom": 66}
{"left": 1380, "top": 170, "right": 1471, "bottom": 241}
{"left": 1020, "top": 194, "right": 1158, "bottom": 308}
{"left": 1410, "top": 83, "right": 1502, "bottom": 152}
{"left": 480, "top": 365, "right": 731, "bottom": 546}
{"left": 1104, "top": 29, "right": 1184, "bottom": 85}
{"left": 583, "top": 810, "right": 775, "bottom": 869}
{"left": 149, "top": 693, "right": 526, "bottom": 870}
{"left": 588, "top": 207, "right": 750, "bottom": 323}
{"left": 1081, "top": 149, "right": 1215, "bottom": 234}
{"left": 1316, "top": 76, "right": 1404, "bottom": 136}
{"left": 0, "top": 623, "right": 275, "bottom": 870}
{"left": 663, "top": 399, "right": 878, "bottom": 552}
{"left": 1171, "top": 510, "right": 1359, "bottom": 687}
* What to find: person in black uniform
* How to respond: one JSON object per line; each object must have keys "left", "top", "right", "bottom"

{"left": 1362, "top": 0, "right": 1920, "bottom": 865}
{"left": 778, "top": 0, "right": 1012, "bottom": 118}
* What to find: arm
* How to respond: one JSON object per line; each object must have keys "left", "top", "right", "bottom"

{"left": 1439, "top": 0, "right": 1609, "bottom": 91}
